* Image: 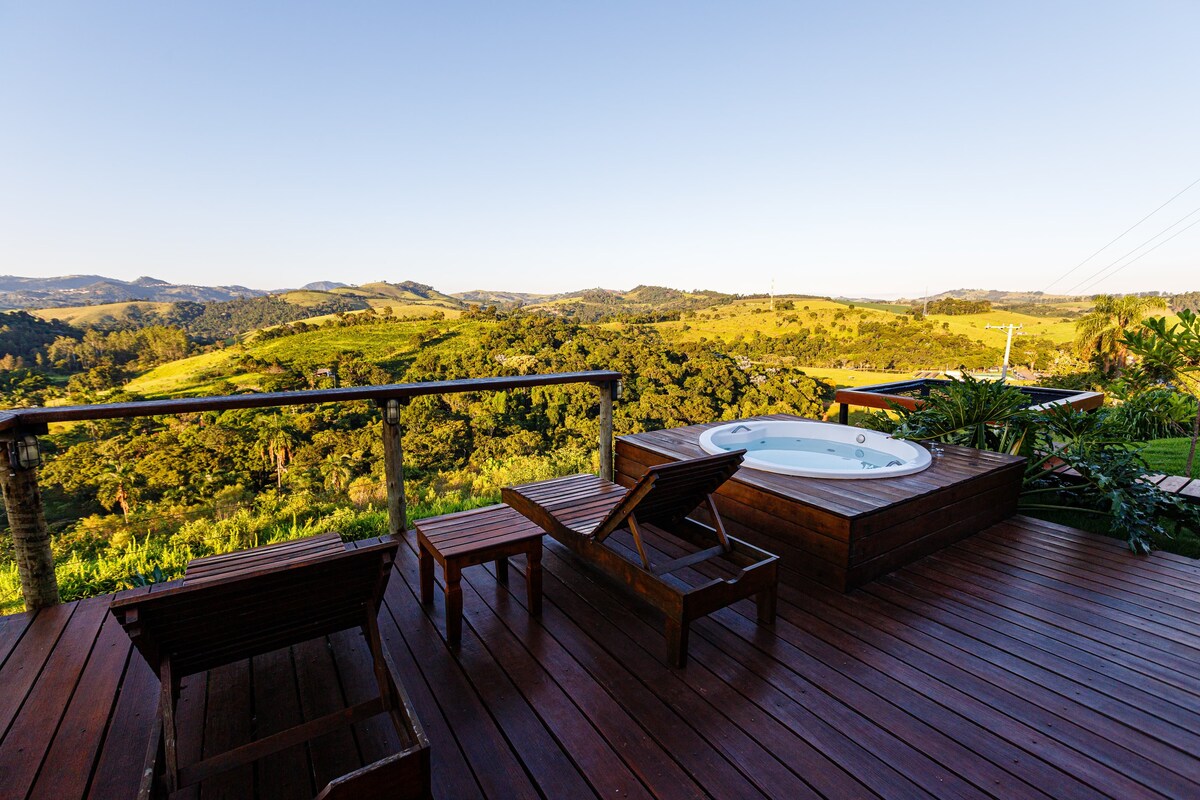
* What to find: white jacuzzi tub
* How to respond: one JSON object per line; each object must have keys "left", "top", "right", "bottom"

{"left": 698, "top": 419, "right": 931, "bottom": 479}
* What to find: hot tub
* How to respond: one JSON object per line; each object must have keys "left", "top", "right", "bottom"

{"left": 698, "top": 419, "right": 931, "bottom": 479}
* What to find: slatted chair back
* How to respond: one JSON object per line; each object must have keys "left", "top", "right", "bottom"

{"left": 110, "top": 539, "right": 397, "bottom": 678}
{"left": 592, "top": 450, "right": 744, "bottom": 542}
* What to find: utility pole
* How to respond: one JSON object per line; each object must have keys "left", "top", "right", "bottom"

{"left": 770, "top": 278, "right": 775, "bottom": 312}
{"left": 985, "top": 324, "right": 1024, "bottom": 381}
{"left": 922, "top": 286, "right": 928, "bottom": 317}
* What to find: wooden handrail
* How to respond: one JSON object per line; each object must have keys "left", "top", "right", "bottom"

{"left": 0, "top": 371, "right": 622, "bottom": 430}
{"left": 0, "top": 370, "right": 623, "bottom": 612}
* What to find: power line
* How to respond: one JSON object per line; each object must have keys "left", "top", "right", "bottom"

{"left": 1073, "top": 214, "right": 1200, "bottom": 295}
{"left": 1064, "top": 202, "right": 1200, "bottom": 294}
{"left": 1041, "top": 176, "right": 1200, "bottom": 294}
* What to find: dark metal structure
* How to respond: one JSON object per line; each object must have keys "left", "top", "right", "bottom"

{"left": 834, "top": 378, "right": 1104, "bottom": 424}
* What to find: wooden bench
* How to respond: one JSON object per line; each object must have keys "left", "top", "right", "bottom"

{"left": 109, "top": 535, "right": 431, "bottom": 799}
{"left": 183, "top": 532, "right": 345, "bottom": 583}
{"left": 415, "top": 505, "right": 544, "bottom": 645}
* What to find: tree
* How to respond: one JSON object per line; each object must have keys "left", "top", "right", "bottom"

{"left": 1123, "top": 310, "right": 1200, "bottom": 476}
{"left": 321, "top": 453, "right": 355, "bottom": 493}
{"left": 257, "top": 413, "right": 298, "bottom": 488}
{"left": 96, "top": 460, "right": 140, "bottom": 522}
{"left": 1074, "top": 294, "right": 1167, "bottom": 374}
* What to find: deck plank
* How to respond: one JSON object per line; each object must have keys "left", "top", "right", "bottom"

{"left": 0, "top": 597, "right": 109, "bottom": 796}
{"left": 291, "top": 636, "right": 362, "bottom": 791}
{"left": 434, "top": 543, "right": 772, "bottom": 800}
{"left": 251, "top": 647, "right": 314, "bottom": 800}
{"left": 0, "top": 608, "right": 34, "bottom": 670}
{"left": 27, "top": 595, "right": 144, "bottom": 800}
{"left": 390, "top": 532, "right": 654, "bottom": 799}
{"left": 525, "top": 543, "right": 856, "bottom": 799}
{"left": 200, "top": 659, "right": 255, "bottom": 799}
{"left": 0, "top": 601, "right": 75, "bottom": 741}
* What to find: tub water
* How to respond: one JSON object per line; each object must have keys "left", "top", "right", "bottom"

{"left": 698, "top": 420, "right": 931, "bottom": 479}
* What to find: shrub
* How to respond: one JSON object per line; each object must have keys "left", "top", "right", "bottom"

{"left": 1104, "top": 388, "right": 1197, "bottom": 440}
{"left": 889, "top": 376, "right": 1200, "bottom": 553}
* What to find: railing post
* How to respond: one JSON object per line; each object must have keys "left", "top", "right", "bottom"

{"left": 0, "top": 431, "right": 60, "bottom": 611}
{"left": 381, "top": 399, "right": 407, "bottom": 536}
{"left": 599, "top": 380, "right": 616, "bottom": 482}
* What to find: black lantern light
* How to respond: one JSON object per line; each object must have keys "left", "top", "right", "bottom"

{"left": 9, "top": 435, "right": 42, "bottom": 470}
{"left": 383, "top": 398, "right": 402, "bottom": 426}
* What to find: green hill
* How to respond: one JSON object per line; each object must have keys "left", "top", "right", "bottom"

{"left": 126, "top": 317, "right": 463, "bottom": 397}
{"left": 332, "top": 281, "right": 463, "bottom": 307}
{"left": 31, "top": 301, "right": 176, "bottom": 326}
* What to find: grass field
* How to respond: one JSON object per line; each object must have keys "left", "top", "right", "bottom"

{"left": 929, "top": 310, "right": 1079, "bottom": 346}
{"left": 832, "top": 299, "right": 910, "bottom": 313}
{"left": 124, "top": 349, "right": 243, "bottom": 396}
{"left": 654, "top": 298, "right": 875, "bottom": 341}
{"left": 287, "top": 302, "right": 463, "bottom": 327}
{"left": 794, "top": 366, "right": 914, "bottom": 388}
{"left": 127, "top": 319, "right": 466, "bottom": 396}
{"left": 648, "top": 296, "right": 1082, "bottom": 347}
{"left": 1141, "top": 437, "right": 1199, "bottom": 479}
{"left": 364, "top": 300, "right": 463, "bottom": 316}
{"left": 274, "top": 290, "right": 347, "bottom": 307}
{"left": 32, "top": 301, "right": 175, "bottom": 325}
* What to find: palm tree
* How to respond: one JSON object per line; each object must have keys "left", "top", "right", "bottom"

{"left": 1075, "top": 294, "right": 1168, "bottom": 374}
{"left": 257, "top": 414, "right": 298, "bottom": 488}
{"left": 96, "top": 460, "right": 140, "bottom": 522}
{"left": 321, "top": 453, "right": 354, "bottom": 494}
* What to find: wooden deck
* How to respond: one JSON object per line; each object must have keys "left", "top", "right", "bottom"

{"left": 3, "top": 515, "right": 1200, "bottom": 799}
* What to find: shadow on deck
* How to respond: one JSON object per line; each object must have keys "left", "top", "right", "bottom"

{"left": 2, "top": 515, "right": 1199, "bottom": 799}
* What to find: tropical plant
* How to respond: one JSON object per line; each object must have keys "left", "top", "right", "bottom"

{"left": 96, "top": 460, "right": 141, "bottom": 521}
{"left": 887, "top": 376, "right": 1198, "bottom": 553}
{"left": 320, "top": 452, "right": 356, "bottom": 493}
{"left": 1104, "top": 387, "right": 1197, "bottom": 440}
{"left": 257, "top": 413, "right": 298, "bottom": 488}
{"left": 1123, "top": 309, "right": 1200, "bottom": 475}
{"left": 1020, "top": 405, "right": 1197, "bottom": 554}
{"left": 889, "top": 374, "right": 1035, "bottom": 455}
{"left": 1073, "top": 294, "right": 1167, "bottom": 374}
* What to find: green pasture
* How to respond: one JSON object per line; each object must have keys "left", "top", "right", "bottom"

{"left": 32, "top": 301, "right": 175, "bottom": 326}
{"left": 1141, "top": 437, "right": 1200, "bottom": 479}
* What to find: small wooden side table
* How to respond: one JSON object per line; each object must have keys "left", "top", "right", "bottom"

{"left": 414, "top": 505, "right": 544, "bottom": 644}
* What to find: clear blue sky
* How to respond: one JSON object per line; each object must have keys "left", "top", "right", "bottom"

{"left": 1, "top": 1, "right": 1197, "bottom": 298}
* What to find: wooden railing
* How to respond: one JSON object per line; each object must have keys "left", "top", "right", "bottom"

{"left": 0, "top": 370, "right": 622, "bottom": 612}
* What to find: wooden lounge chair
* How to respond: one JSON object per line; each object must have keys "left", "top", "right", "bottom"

{"left": 503, "top": 450, "right": 778, "bottom": 667}
{"left": 108, "top": 537, "right": 430, "bottom": 800}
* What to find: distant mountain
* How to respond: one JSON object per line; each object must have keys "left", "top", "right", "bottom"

{"left": 900, "top": 289, "right": 1087, "bottom": 305}
{"left": 0, "top": 274, "right": 265, "bottom": 309}
{"left": 454, "top": 289, "right": 558, "bottom": 308}
{"left": 453, "top": 286, "right": 737, "bottom": 317}
{"left": 299, "top": 281, "right": 349, "bottom": 292}
{"left": 455, "top": 285, "right": 738, "bottom": 321}
{"left": 0, "top": 274, "right": 113, "bottom": 292}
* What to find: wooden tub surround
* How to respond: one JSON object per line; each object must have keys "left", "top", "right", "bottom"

{"left": 616, "top": 414, "right": 1027, "bottom": 591}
